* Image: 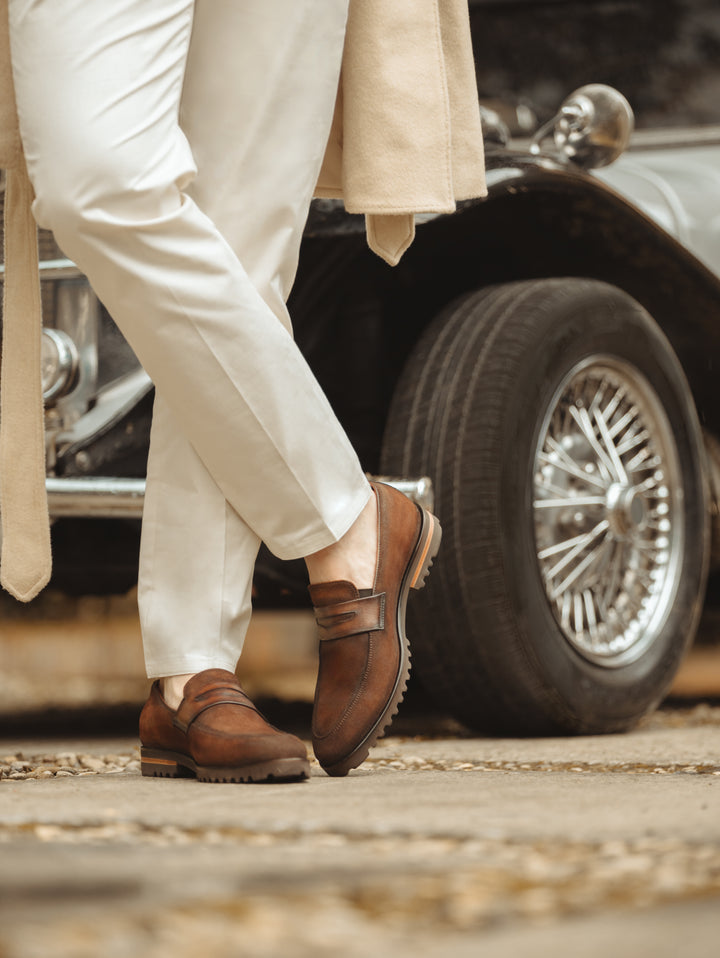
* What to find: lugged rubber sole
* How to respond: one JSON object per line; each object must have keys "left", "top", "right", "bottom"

{"left": 322, "top": 508, "right": 442, "bottom": 778}
{"left": 140, "top": 748, "right": 310, "bottom": 783}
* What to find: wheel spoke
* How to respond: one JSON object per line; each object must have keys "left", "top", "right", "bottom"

{"left": 593, "top": 405, "right": 628, "bottom": 483}
{"left": 535, "top": 476, "right": 578, "bottom": 499}
{"left": 626, "top": 446, "right": 652, "bottom": 473}
{"left": 574, "top": 592, "right": 584, "bottom": 635}
{"left": 570, "top": 406, "right": 617, "bottom": 481}
{"left": 538, "top": 529, "right": 605, "bottom": 560}
{"left": 607, "top": 404, "right": 639, "bottom": 440}
{"left": 601, "top": 384, "right": 627, "bottom": 424}
{"left": 534, "top": 495, "right": 607, "bottom": 509}
{"left": 549, "top": 538, "right": 610, "bottom": 601}
{"left": 543, "top": 520, "right": 610, "bottom": 581}
{"left": 537, "top": 449, "right": 607, "bottom": 490}
{"left": 589, "top": 378, "right": 609, "bottom": 414}
{"left": 583, "top": 589, "right": 599, "bottom": 642}
{"left": 616, "top": 429, "right": 650, "bottom": 457}
{"left": 545, "top": 435, "right": 594, "bottom": 476}
{"left": 631, "top": 540, "right": 658, "bottom": 554}
{"left": 560, "top": 590, "right": 572, "bottom": 631}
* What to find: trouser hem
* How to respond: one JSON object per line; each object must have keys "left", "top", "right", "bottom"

{"left": 145, "top": 655, "right": 239, "bottom": 681}
{"left": 269, "top": 483, "right": 372, "bottom": 561}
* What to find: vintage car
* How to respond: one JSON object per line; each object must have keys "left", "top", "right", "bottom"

{"left": 3, "top": 0, "right": 720, "bottom": 735}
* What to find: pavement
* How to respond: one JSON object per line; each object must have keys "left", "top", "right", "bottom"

{"left": 2, "top": 597, "right": 720, "bottom": 956}
{"left": 1, "top": 703, "right": 719, "bottom": 958}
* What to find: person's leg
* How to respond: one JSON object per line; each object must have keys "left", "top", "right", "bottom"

{"left": 9, "top": 0, "right": 439, "bottom": 779}
{"left": 138, "top": 396, "right": 261, "bottom": 684}
{"left": 138, "top": 0, "right": 378, "bottom": 698}
{"left": 178, "top": 0, "right": 380, "bottom": 595}
{"left": 9, "top": 0, "right": 371, "bottom": 566}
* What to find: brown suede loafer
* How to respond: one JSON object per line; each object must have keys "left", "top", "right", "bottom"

{"left": 139, "top": 668, "right": 310, "bottom": 783}
{"left": 308, "top": 481, "right": 442, "bottom": 777}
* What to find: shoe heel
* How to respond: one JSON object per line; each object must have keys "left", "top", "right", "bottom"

{"left": 410, "top": 512, "right": 442, "bottom": 590}
{"left": 140, "top": 748, "right": 192, "bottom": 779}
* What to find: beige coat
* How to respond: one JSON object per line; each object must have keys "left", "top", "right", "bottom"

{"left": 0, "top": 0, "right": 486, "bottom": 601}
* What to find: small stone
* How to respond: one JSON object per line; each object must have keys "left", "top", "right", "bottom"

{"left": 34, "top": 825, "right": 64, "bottom": 841}
{"left": 78, "top": 755, "right": 107, "bottom": 772}
{"left": 55, "top": 752, "right": 78, "bottom": 765}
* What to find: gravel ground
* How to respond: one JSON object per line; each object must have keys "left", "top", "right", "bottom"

{"left": 1, "top": 831, "right": 719, "bottom": 958}
{"left": 4, "top": 749, "right": 720, "bottom": 781}
{"left": 1, "top": 702, "right": 719, "bottom": 958}
{"left": 0, "top": 750, "right": 140, "bottom": 780}
{"left": 3, "top": 702, "right": 720, "bottom": 781}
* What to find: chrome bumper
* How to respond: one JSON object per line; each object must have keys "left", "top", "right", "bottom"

{"left": 46, "top": 475, "right": 435, "bottom": 519}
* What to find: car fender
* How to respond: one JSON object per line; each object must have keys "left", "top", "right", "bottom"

{"left": 398, "top": 153, "right": 720, "bottom": 438}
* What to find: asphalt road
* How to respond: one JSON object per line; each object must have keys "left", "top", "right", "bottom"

{"left": 1, "top": 702, "right": 719, "bottom": 958}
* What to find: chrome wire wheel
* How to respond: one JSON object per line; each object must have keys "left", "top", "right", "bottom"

{"left": 533, "top": 356, "right": 684, "bottom": 667}
{"left": 383, "top": 278, "right": 708, "bottom": 734}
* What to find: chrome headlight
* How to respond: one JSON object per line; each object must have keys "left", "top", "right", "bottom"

{"left": 531, "top": 84, "right": 634, "bottom": 170}
{"left": 41, "top": 327, "right": 79, "bottom": 403}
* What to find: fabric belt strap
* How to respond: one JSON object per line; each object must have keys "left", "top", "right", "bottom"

{"left": 0, "top": 163, "right": 51, "bottom": 601}
{"left": 1, "top": 0, "right": 51, "bottom": 601}
{"left": 313, "top": 592, "right": 386, "bottom": 641}
{"left": 173, "top": 685, "right": 257, "bottom": 733}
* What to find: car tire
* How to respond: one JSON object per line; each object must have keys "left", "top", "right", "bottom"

{"left": 381, "top": 278, "right": 710, "bottom": 734}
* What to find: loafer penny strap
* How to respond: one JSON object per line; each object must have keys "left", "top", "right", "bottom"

{"left": 174, "top": 684, "right": 256, "bottom": 733}
{"left": 313, "top": 593, "right": 386, "bottom": 641}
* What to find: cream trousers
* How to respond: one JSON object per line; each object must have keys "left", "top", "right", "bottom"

{"left": 9, "top": 0, "right": 371, "bottom": 676}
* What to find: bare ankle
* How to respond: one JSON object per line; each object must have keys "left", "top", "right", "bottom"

{"left": 159, "top": 673, "right": 196, "bottom": 711}
{"left": 305, "top": 489, "right": 378, "bottom": 590}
